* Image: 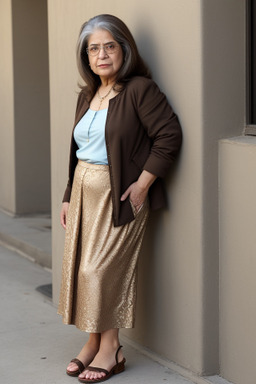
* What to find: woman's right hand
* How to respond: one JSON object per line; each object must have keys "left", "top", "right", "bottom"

{"left": 60, "top": 202, "right": 70, "bottom": 229}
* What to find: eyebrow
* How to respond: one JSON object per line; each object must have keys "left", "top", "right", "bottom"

{"left": 88, "top": 41, "right": 116, "bottom": 46}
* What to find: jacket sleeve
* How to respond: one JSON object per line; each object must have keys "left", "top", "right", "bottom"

{"left": 136, "top": 78, "right": 182, "bottom": 178}
{"left": 62, "top": 91, "right": 85, "bottom": 203}
{"left": 62, "top": 180, "right": 72, "bottom": 203}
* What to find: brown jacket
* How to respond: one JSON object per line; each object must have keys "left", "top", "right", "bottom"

{"left": 63, "top": 76, "right": 182, "bottom": 226}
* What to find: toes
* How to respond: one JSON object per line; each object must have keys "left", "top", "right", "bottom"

{"left": 79, "top": 370, "right": 106, "bottom": 380}
{"left": 94, "top": 371, "right": 106, "bottom": 380}
{"left": 88, "top": 372, "right": 105, "bottom": 380}
{"left": 67, "top": 362, "right": 78, "bottom": 372}
{"left": 79, "top": 369, "right": 90, "bottom": 379}
{"left": 78, "top": 370, "right": 86, "bottom": 379}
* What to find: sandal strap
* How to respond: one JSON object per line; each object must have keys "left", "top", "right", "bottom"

{"left": 80, "top": 346, "right": 124, "bottom": 378}
{"left": 86, "top": 366, "right": 109, "bottom": 375}
{"left": 115, "top": 345, "right": 123, "bottom": 364}
{"left": 70, "top": 358, "right": 85, "bottom": 373}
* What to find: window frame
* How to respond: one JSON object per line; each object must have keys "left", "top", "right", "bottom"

{"left": 245, "top": 0, "right": 256, "bottom": 135}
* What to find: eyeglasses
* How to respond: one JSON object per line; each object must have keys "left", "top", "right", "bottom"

{"left": 86, "top": 42, "right": 119, "bottom": 56}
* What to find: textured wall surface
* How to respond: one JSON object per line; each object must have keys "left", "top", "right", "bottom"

{"left": 0, "top": 0, "right": 16, "bottom": 213}
{"left": 220, "top": 137, "right": 256, "bottom": 384}
{"left": 0, "top": 0, "right": 51, "bottom": 215}
{"left": 47, "top": 0, "right": 245, "bottom": 377}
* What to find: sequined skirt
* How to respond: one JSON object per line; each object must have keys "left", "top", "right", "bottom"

{"left": 58, "top": 160, "right": 149, "bottom": 332}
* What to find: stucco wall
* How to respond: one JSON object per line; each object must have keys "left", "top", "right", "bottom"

{"left": 0, "top": 0, "right": 51, "bottom": 215}
{"left": 201, "top": 0, "right": 245, "bottom": 371}
{"left": 48, "top": 0, "right": 206, "bottom": 374}
{"left": 0, "top": 0, "right": 16, "bottom": 213}
{"left": 48, "top": 0, "right": 246, "bottom": 377}
{"left": 12, "top": 0, "right": 51, "bottom": 214}
{"left": 219, "top": 137, "right": 256, "bottom": 384}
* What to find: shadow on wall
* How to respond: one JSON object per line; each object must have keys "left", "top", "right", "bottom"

{"left": 134, "top": 26, "right": 161, "bottom": 81}
{"left": 123, "top": 149, "right": 183, "bottom": 353}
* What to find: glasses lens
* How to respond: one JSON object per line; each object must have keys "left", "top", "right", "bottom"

{"left": 86, "top": 43, "right": 118, "bottom": 56}
{"left": 105, "top": 43, "right": 117, "bottom": 54}
{"left": 87, "top": 46, "right": 99, "bottom": 56}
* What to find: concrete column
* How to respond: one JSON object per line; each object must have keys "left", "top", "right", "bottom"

{"left": 219, "top": 137, "right": 256, "bottom": 384}
{"left": 12, "top": 0, "right": 51, "bottom": 214}
{"left": 0, "top": 0, "right": 51, "bottom": 215}
{"left": 200, "top": 0, "right": 245, "bottom": 373}
{"left": 0, "top": 0, "right": 16, "bottom": 213}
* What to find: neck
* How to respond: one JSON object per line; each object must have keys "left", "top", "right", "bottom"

{"left": 99, "top": 77, "right": 116, "bottom": 88}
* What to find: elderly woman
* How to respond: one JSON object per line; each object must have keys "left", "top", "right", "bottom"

{"left": 58, "top": 14, "right": 182, "bottom": 383}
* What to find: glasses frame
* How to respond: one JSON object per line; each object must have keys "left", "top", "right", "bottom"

{"left": 86, "top": 42, "right": 120, "bottom": 57}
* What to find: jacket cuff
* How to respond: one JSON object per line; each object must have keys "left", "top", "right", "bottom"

{"left": 62, "top": 185, "right": 71, "bottom": 203}
{"left": 143, "top": 154, "right": 173, "bottom": 178}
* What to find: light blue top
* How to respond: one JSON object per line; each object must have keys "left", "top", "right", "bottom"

{"left": 74, "top": 108, "right": 108, "bottom": 165}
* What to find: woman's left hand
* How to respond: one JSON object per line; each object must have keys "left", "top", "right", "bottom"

{"left": 121, "top": 181, "right": 148, "bottom": 214}
{"left": 120, "top": 170, "right": 157, "bottom": 214}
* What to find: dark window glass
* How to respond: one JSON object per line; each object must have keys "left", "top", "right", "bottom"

{"left": 248, "top": 0, "right": 256, "bottom": 125}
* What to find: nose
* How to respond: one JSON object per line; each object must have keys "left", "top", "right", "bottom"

{"left": 98, "top": 46, "right": 108, "bottom": 59}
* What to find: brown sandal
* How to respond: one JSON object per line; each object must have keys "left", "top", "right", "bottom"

{"left": 78, "top": 345, "right": 126, "bottom": 383}
{"left": 66, "top": 358, "right": 85, "bottom": 376}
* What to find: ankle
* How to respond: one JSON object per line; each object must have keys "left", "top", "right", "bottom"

{"left": 87, "top": 334, "right": 101, "bottom": 349}
{"left": 99, "top": 342, "right": 122, "bottom": 357}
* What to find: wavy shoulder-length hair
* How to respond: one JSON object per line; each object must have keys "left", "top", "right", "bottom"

{"left": 76, "top": 14, "right": 151, "bottom": 99}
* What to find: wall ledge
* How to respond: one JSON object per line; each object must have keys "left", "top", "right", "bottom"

{"left": 220, "top": 135, "right": 256, "bottom": 146}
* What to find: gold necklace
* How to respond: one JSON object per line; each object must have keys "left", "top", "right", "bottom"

{"left": 97, "top": 85, "right": 115, "bottom": 110}
{"left": 86, "top": 86, "right": 114, "bottom": 142}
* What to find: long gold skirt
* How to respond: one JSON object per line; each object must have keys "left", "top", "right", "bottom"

{"left": 58, "top": 160, "right": 149, "bottom": 333}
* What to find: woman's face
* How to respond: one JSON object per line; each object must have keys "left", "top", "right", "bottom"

{"left": 87, "top": 29, "right": 123, "bottom": 84}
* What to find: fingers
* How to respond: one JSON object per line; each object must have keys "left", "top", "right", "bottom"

{"left": 60, "top": 202, "right": 70, "bottom": 229}
{"left": 60, "top": 211, "right": 66, "bottom": 229}
{"left": 120, "top": 185, "right": 132, "bottom": 201}
{"left": 120, "top": 183, "right": 147, "bottom": 216}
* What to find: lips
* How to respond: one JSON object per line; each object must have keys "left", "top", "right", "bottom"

{"left": 98, "top": 64, "right": 111, "bottom": 68}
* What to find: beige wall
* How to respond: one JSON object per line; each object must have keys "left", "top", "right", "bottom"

{"left": 49, "top": 0, "right": 207, "bottom": 374}
{"left": 219, "top": 137, "right": 256, "bottom": 384}
{"left": 0, "top": 0, "right": 51, "bottom": 215}
{"left": 201, "top": 0, "right": 246, "bottom": 372}
{"left": 0, "top": 0, "right": 16, "bottom": 213}
{"left": 12, "top": 0, "right": 51, "bottom": 214}
{"left": 48, "top": 0, "right": 247, "bottom": 380}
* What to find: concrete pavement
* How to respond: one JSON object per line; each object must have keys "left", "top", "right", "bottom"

{"left": 0, "top": 211, "right": 51, "bottom": 268}
{"left": 0, "top": 210, "right": 230, "bottom": 384}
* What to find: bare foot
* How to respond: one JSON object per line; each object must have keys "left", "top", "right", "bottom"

{"left": 67, "top": 339, "right": 100, "bottom": 375}
{"left": 78, "top": 345, "right": 124, "bottom": 381}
